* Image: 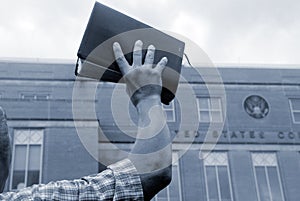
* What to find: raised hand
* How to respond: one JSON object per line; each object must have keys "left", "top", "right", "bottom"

{"left": 113, "top": 40, "right": 168, "bottom": 106}
{"left": 113, "top": 41, "right": 172, "bottom": 200}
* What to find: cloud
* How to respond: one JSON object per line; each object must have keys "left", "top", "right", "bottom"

{"left": 0, "top": 0, "right": 299, "bottom": 65}
{"left": 0, "top": 0, "right": 94, "bottom": 60}
{"left": 178, "top": 0, "right": 300, "bottom": 64}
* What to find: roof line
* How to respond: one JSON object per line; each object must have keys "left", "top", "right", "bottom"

{"left": 185, "top": 62, "right": 300, "bottom": 69}
{"left": 0, "top": 57, "right": 76, "bottom": 64}
{"left": 1, "top": 58, "right": 300, "bottom": 69}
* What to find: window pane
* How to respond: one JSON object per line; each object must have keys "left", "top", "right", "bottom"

{"left": 11, "top": 130, "right": 44, "bottom": 190}
{"left": 218, "top": 166, "right": 231, "bottom": 200}
{"left": 157, "top": 187, "right": 168, "bottom": 198}
{"left": 36, "top": 94, "right": 49, "bottom": 100}
{"left": 210, "top": 98, "right": 221, "bottom": 110}
{"left": 12, "top": 171, "right": 26, "bottom": 190}
{"left": 252, "top": 153, "right": 277, "bottom": 167}
{"left": 27, "top": 145, "right": 41, "bottom": 186}
{"left": 267, "top": 167, "right": 284, "bottom": 201}
{"left": 12, "top": 145, "right": 27, "bottom": 189}
{"left": 293, "top": 112, "right": 300, "bottom": 122}
{"left": 28, "top": 145, "right": 41, "bottom": 170}
{"left": 199, "top": 98, "right": 209, "bottom": 110}
{"left": 206, "top": 166, "right": 219, "bottom": 200}
{"left": 163, "top": 102, "right": 174, "bottom": 110}
{"left": 152, "top": 162, "right": 182, "bottom": 201}
{"left": 166, "top": 111, "right": 174, "bottom": 121}
{"left": 256, "top": 167, "right": 271, "bottom": 201}
{"left": 27, "top": 171, "right": 40, "bottom": 187}
{"left": 290, "top": 99, "right": 300, "bottom": 110}
{"left": 169, "top": 166, "right": 181, "bottom": 201}
{"left": 211, "top": 111, "right": 223, "bottom": 122}
{"left": 29, "top": 130, "right": 43, "bottom": 144}
{"left": 13, "top": 146, "right": 27, "bottom": 170}
{"left": 21, "top": 94, "right": 35, "bottom": 100}
{"left": 200, "top": 111, "right": 210, "bottom": 122}
{"left": 15, "top": 131, "right": 30, "bottom": 144}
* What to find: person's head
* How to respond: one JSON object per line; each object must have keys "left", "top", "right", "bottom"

{"left": 0, "top": 107, "right": 11, "bottom": 193}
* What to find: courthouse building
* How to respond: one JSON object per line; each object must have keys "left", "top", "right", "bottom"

{"left": 0, "top": 58, "right": 300, "bottom": 201}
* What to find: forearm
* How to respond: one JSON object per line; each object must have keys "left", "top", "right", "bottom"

{"left": 1, "top": 159, "right": 142, "bottom": 200}
{"left": 128, "top": 95, "right": 172, "bottom": 174}
{"left": 113, "top": 40, "right": 172, "bottom": 200}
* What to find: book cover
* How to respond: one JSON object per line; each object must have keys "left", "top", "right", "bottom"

{"left": 76, "top": 2, "right": 185, "bottom": 104}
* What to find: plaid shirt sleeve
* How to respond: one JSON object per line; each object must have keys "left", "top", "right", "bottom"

{"left": 0, "top": 159, "right": 144, "bottom": 201}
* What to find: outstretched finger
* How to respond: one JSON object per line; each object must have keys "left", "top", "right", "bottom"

{"left": 113, "top": 42, "right": 130, "bottom": 75}
{"left": 133, "top": 40, "right": 143, "bottom": 67}
{"left": 144, "top": 45, "right": 155, "bottom": 66}
{"left": 155, "top": 57, "right": 168, "bottom": 74}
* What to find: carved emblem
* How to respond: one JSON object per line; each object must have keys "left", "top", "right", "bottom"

{"left": 244, "top": 95, "right": 269, "bottom": 119}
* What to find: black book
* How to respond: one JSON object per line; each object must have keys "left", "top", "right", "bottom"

{"left": 76, "top": 2, "right": 185, "bottom": 104}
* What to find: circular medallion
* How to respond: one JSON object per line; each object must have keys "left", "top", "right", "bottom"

{"left": 244, "top": 95, "right": 269, "bottom": 119}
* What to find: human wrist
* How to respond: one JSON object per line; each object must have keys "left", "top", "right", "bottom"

{"left": 130, "top": 85, "right": 162, "bottom": 107}
{"left": 136, "top": 94, "right": 161, "bottom": 112}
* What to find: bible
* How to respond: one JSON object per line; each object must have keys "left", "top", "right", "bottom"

{"left": 75, "top": 2, "right": 185, "bottom": 104}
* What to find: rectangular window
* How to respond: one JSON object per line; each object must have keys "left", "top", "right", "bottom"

{"left": 152, "top": 153, "right": 182, "bottom": 201}
{"left": 203, "top": 152, "right": 233, "bottom": 201}
{"left": 162, "top": 101, "right": 176, "bottom": 122}
{"left": 20, "top": 93, "right": 50, "bottom": 100}
{"left": 197, "top": 97, "right": 223, "bottom": 123}
{"left": 10, "top": 129, "right": 44, "bottom": 190}
{"left": 251, "top": 153, "right": 285, "bottom": 201}
{"left": 289, "top": 99, "right": 300, "bottom": 123}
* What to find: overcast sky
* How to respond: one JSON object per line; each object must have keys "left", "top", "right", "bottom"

{"left": 0, "top": 0, "right": 300, "bottom": 65}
